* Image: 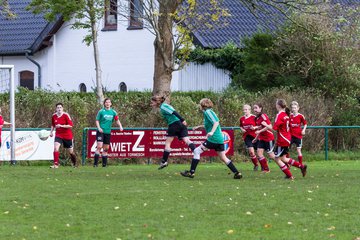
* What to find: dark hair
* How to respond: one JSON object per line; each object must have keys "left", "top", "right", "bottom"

{"left": 276, "top": 99, "right": 290, "bottom": 116}
{"left": 151, "top": 95, "right": 166, "bottom": 104}
{"left": 55, "top": 103, "right": 63, "bottom": 107}
{"left": 103, "top": 98, "right": 111, "bottom": 105}
{"left": 253, "top": 103, "right": 263, "bottom": 119}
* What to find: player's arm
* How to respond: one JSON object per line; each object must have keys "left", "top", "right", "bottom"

{"left": 207, "top": 121, "right": 219, "bottom": 138}
{"left": 192, "top": 125, "right": 204, "bottom": 130}
{"left": 172, "top": 111, "right": 187, "bottom": 125}
{"left": 96, "top": 120, "right": 103, "bottom": 133}
{"left": 239, "top": 119, "right": 246, "bottom": 133}
{"left": 2, "top": 121, "right": 11, "bottom": 125}
{"left": 302, "top": 124, "right": 308, "bottom": 135}
{"left": 114, "top": 115, "right": 123, "bottom": 131}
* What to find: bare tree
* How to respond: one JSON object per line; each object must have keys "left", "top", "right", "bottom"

{"left": 117, "top": 0, "right": 228, "bottom": 97}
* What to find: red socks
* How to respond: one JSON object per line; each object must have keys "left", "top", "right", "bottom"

{"left": 298, "top": 155, "right": 303, "bottom": 164}
{"left": 53, "top": 151, "right": 60, "bottom": 166}
{"left": 280, "top": 164, "right": 292, "bottom": 178}
{"left": 258, "top": 157, "right": 269, "bottom": 171}
{"left": 288, "top": 158, "right": 303, "bottom": 168}
{"left": 250, "top": 155, "right": 258, "bottom": 167}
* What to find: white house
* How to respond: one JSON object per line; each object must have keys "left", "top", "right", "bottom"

{"left": 0, "top": 0, "right": 278, "bottom": 93}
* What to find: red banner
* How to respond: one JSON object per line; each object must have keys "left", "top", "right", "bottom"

{"left": 87, "top": 129, "right": 234, "bottom": 158}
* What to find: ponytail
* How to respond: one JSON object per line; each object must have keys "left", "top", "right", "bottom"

{"left": 285, "top": 107, "right": 291, "bottom": 117}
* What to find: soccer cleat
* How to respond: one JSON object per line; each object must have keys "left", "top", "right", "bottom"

{"left": 234, "top": 172, "right": 243, "bottom": 179}
{"left": 261, "top": 169, "right": 270, "bottom": 173}
{"left": 301, "top": 165, "right": 307, "bottom": 177}
{"left": 180, "top": 170, "right": 195, "bottom": 178}
{"left": 158, "top": 161, "right": 168, "bottom": 170}
{"left": 50, "top": 165, "right": 59, "bottom": 169}
{"left": 253, "top": 165, "right": 259, "bottom": 171}
{"left": 284, "top": 175, "right": 295, "bottom": 180}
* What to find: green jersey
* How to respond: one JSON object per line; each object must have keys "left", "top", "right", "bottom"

{"left": 203, "top": 109, "right": 224, "bottom": 144}
{"left": 96, "top": 108, "right": 118, "bottom": 134}
{"left": 160, "top": 103, "right": 179, "bottom": 126}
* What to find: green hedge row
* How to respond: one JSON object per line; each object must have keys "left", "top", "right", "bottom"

{"left": 0, "top": 87, "right": 359, "bottom": 161}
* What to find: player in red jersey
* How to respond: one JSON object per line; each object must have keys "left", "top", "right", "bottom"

{"left": 239, "top": 104, "right": 259, "bottom": 170}
{"left": 49, "top": 103, "right": 77, "bottom": 168}
{"left": 290, "top": 101, "right": 307, "bottom": 164}
{"left": 0, "top": 108, "right": 11, "bottom": 154}
{"left": 252, "top": 103, "right": 272, "bottom": 173}
{"left": 262, "top": 99, "right": 307, "bottom": 179}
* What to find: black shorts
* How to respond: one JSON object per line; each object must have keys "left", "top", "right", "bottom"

{"left": 258, "top": 140, "right": 275, "bottom": 153}
{"left": 55, "top": 137, "right": 73, "bottom": 149}
{"left": 167, "top": 121, "right": 188, "bottom": 140}
{"left": 244, "top": 135, "right": 257, "bottom": 149}
{"left": 96, "top": 131, "right": 111, "bottom": 145}
{"left": 274, "top": 146, "right": 289, "bottom": 158}
{"left": 202, "top": 140, "right": 225, "bottom": 152}
{"left": 291, "top": 136, "right": 303, "bottom": 148}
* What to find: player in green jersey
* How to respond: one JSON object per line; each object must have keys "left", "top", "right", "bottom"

{"left": 181, "top": 98, "right": 242, "bottom": 179}
{"left": 150, "top": 95, "right": 196, "bottom": 169}
{"left": 94, "top": 98, "right": 123, "bottom": 167}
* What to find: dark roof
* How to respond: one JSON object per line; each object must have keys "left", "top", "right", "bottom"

{"left": 191, "top": 0, "right": 360, "bottom": 48}
{"left": 0, "top": 0, "right": 62, "bottom": 56}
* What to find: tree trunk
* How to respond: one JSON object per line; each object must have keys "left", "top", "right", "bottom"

{"left": 90, "top": 11, "right": 104, "bottom": 104}
{"left": 152, "top": 1, "right": 180, "bottom": 98}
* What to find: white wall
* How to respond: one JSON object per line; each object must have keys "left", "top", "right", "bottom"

{"left": 0, "top": 6, "right": 231, "bottom": 93}
{"left": 178, "top": 62, "right": 231, "bottom": 92}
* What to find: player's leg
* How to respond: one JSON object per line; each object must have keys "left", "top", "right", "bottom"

{"left": 257, "top": 141, "right": 270, "bottom": 172}
{"left": 51, "top": 138, "right": 61, "bottom": 168}
{"left": 245, "top": 136, "right": 258, "bottom": 170}
{"left": 282, "top": 150, "right": 307, "bottom": 177}
{"left": 274, "top": 146, "right": 294, "bottom": 179}
{"left": 158, "top": 136, "right": 174, "bottom": 169}
{"left": 296, "top": 138, "right": 303, "bottom": 164}
{"left": 94, "top": 131, "right": 104, "bottom": 167}
{"left": 65, "top": 139, "right": 77, "bottom": 167}
{"left": 182, "top": 136, "right": 196, "bottom": 152}
{"left": 102, "top": 144, "right": 109, "bottom": 167}
{"left": 181, "top": 144, "right": 205, "bottom": 178}
{"left": 217, "top": 150, "right": 242, "bottom": 179}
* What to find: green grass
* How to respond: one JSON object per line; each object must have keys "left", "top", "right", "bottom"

{"left": 1, "top": 161, "right": 359, "bottom": 240}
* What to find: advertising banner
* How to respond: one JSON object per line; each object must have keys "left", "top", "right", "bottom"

{"left": 1, "top": 130, "right": 54, "bottom": 161}
{"left": 87, "top": 129, "right": 234, "bottom": 158}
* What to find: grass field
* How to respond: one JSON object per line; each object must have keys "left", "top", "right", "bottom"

{"left": 1, "top": 161, "right": 359, "bottom": 240}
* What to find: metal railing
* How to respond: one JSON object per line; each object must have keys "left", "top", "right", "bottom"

{"left": 82, "top": 126, "right": 360, "bottom": 163}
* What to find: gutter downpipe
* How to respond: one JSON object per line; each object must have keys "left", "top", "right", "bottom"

{"left": 25, "top": 50, "right": 41, "bottom": 89}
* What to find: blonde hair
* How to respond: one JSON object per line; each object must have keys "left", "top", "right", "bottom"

{"left": 199, "top": 98, "right": 213, "bottom": 109}
{"left": 243, "top": 104, "right": 251, "bottom": 110}
{"left": 291, "top": 101, "right": 299, "bottom": 108}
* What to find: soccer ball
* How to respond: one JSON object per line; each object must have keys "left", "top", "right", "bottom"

{"left": 38, "top": 129, "right": 50, "bottom": 141}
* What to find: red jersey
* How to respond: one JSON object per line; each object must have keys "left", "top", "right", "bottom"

{"left": 255, "top": 113, "right": 274, "bottom": 142}
{"left": 239, "top": 115, "right": 257, "bottom": 139}
{"left": 290, "top": 113, "right": 307, "bottom": 139}
{"left": 52, "top": 112, "right": 73, "bottom": 140}
{"left": 0, "top": 115, "right": 4, "bottom": 142}
{"left": 273, "top": 111, "right": 291, "bottom": 147}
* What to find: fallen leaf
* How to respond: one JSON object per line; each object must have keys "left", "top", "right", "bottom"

{"left": 227, "top": 230, "right": 234, "bottom": 234}
{"left": 288, "top": 222, "right": 293, "bottom": 225}
{"left": 246, "top": 211, "right": 252, "bottom": 215}
{"left": 264, "top": 224, "right": 272, "bottom": 228}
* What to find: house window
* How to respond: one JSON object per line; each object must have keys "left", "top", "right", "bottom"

{"left": 128, "top": 0, "right": 143, "bottom": 30}
{"left": 119, "top": 82, "right": 127, "bottom": 92}
{"left": 19, "top": 70, "right": 34, "bottom": 90}
{"left": 103, "top": 0, "right": 117, "bottom": 31}
{"left": 79, "top": 83, "right": 87, "bottom": 93}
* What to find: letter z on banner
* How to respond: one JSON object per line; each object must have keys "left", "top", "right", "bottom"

{"left": 87, "top": 129, "right": 234, "bottom": 158}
